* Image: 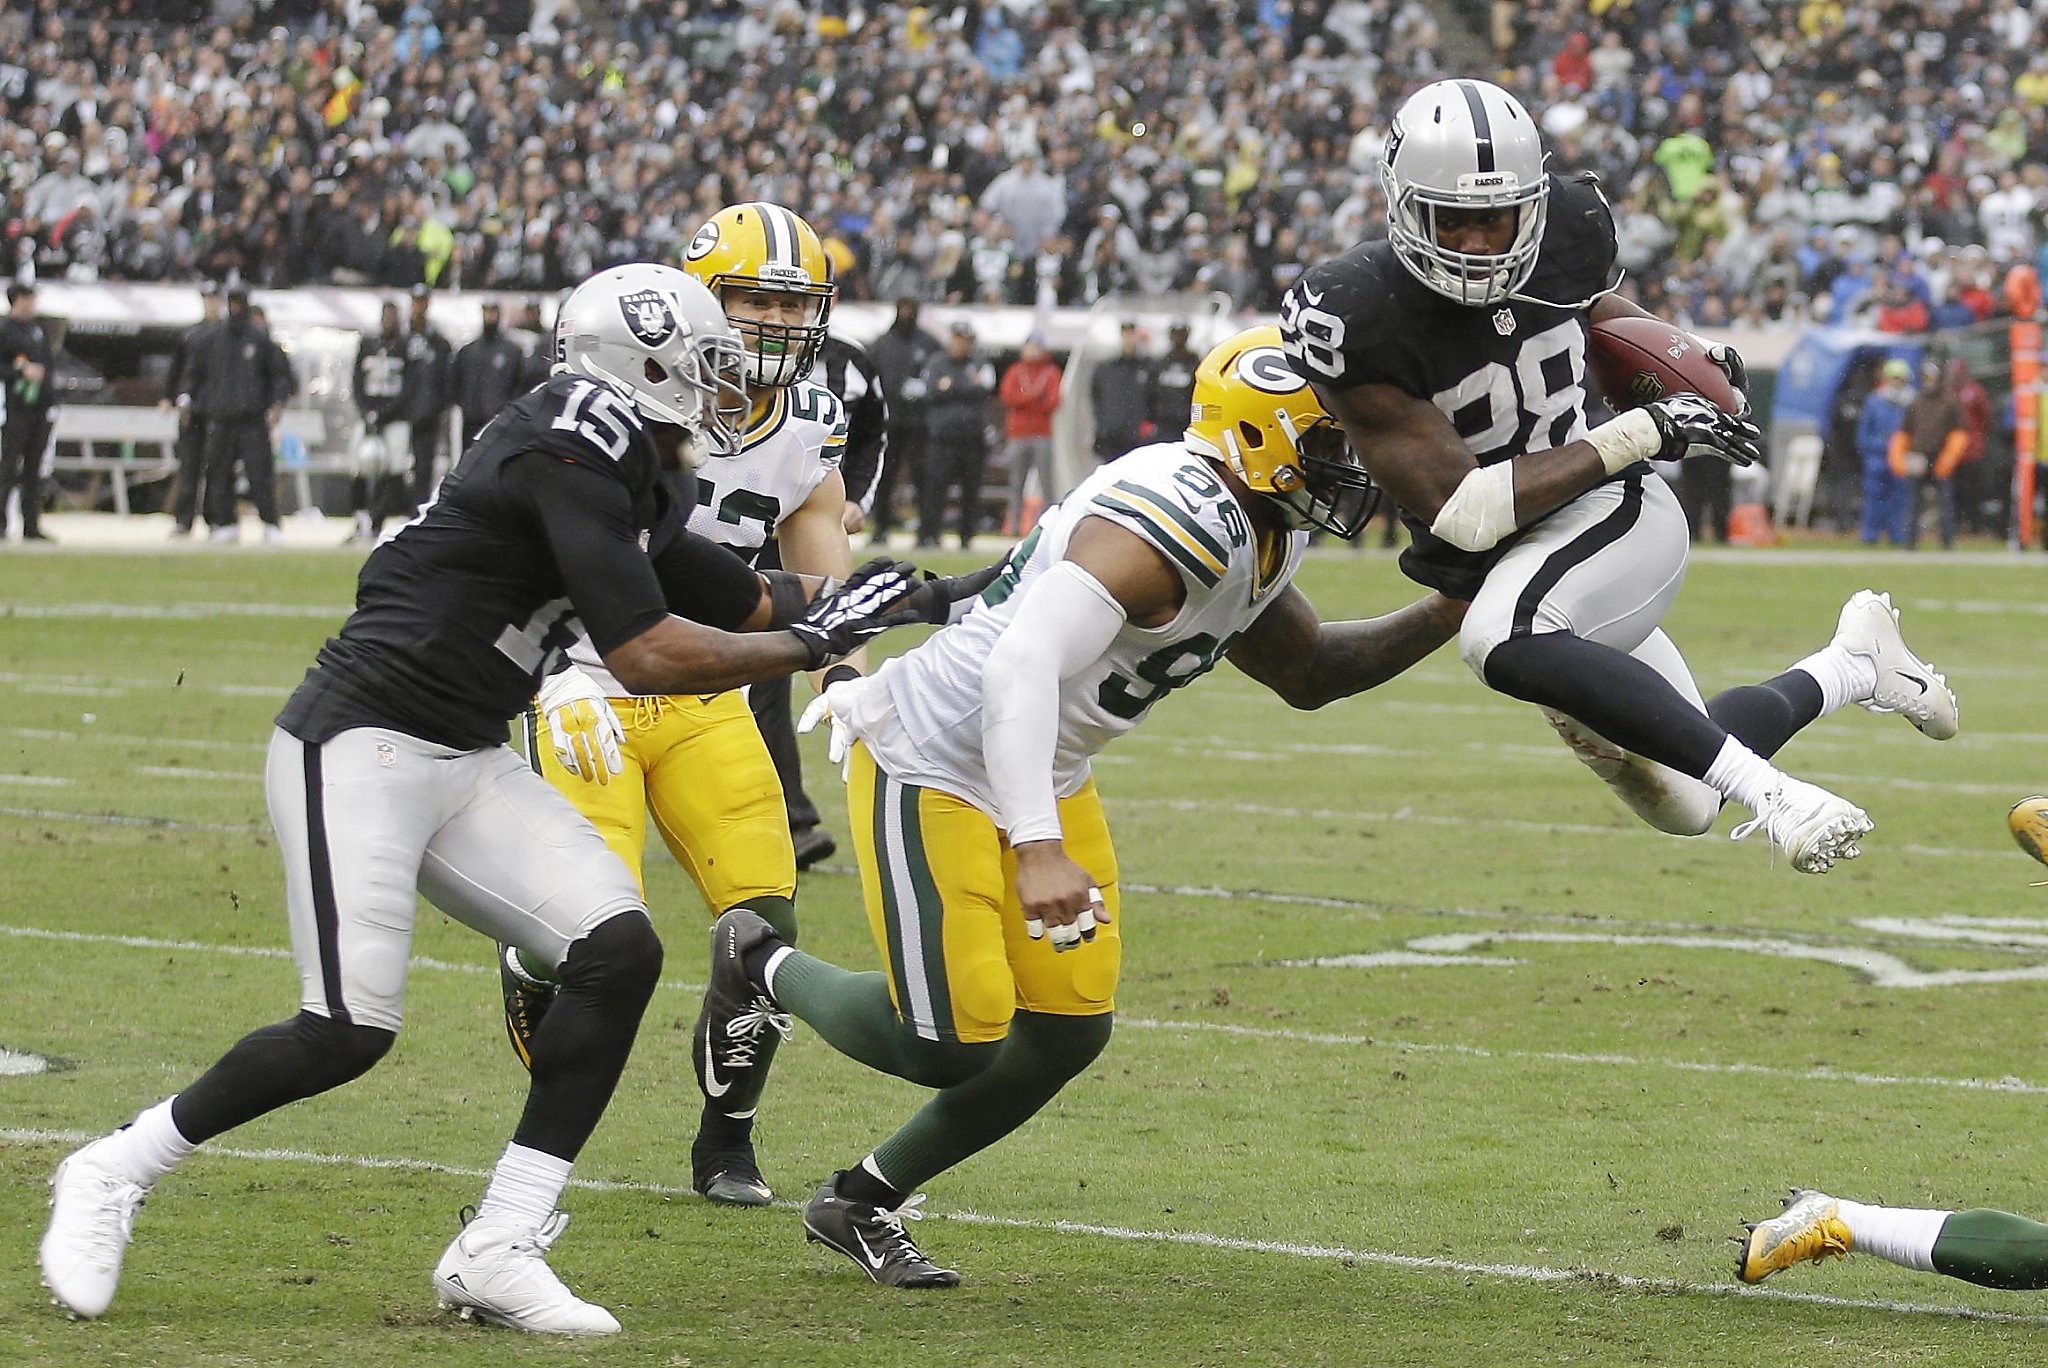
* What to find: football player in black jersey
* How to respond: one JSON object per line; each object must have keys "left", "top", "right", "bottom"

{"left": 1281, "top": 79, "right": 1958, "bottom": 875}
{"left": 38, "top": 264, "right": 975, "bottom": 1336}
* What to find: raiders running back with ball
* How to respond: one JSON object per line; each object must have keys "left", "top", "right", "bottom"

{"left": 37, "top": 264, "right": 947, "bottom": 1338}
{"left": 1281, "top": 78, "right": 1958, "bottom": 874}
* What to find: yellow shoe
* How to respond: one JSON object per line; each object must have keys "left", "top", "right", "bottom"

{"left": 1737, "top": 1190, "right": 1853, "bottom": 1283}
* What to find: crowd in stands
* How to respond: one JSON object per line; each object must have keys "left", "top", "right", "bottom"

{"left": 3, "top": 0, "right": 2047, "bottom": 337}
{"left": 1494, "top": 0, "right": 2048, "bottom": 331}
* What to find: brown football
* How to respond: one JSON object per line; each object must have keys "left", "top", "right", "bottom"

{"left": 1586, "top": 315, "right": 1740, "bottom": 415}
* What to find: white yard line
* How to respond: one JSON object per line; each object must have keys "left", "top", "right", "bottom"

{"left": 9, "top": 921, "right": 2048, "bottom": 1097}
{"left": 1, "top": 1124, "right": 2040, "bottom": 1325}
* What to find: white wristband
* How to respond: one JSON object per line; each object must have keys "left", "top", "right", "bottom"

{"left": 1585, "top": 407, "right": 1664, "bottom": 475}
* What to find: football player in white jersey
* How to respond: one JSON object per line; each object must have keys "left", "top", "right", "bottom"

{"left": 499, "top": 207, "right": 895, "bottom": 1210}
{"left": 686, "top": 327, "right": 1468, "bottom": 1288}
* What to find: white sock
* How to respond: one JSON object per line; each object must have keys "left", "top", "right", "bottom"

{"left": 1702, "top": 736, "right": 1784, "bottom": 814}
{"left": 94, "top": 1097, "right": 196, "bottom": 1186}
{"left": 1836, "top": 1199, "right": 1950, "bottom": 1272}
{"left": 1790, "top": 644, "right": 1877, "bottom": 715}
{"left": 476, "top": 1143, "right": 573, "bottom": 1230}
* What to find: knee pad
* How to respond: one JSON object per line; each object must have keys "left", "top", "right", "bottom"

{"left": 561, "top": 909, "right": 663, "bottom": 1005}
{"left": 287, "top": 1010, "right": 396, "bottom": 1089}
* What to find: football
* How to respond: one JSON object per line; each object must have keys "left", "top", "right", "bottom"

{"left": 1586, "top": 315, "right": 1741, "bottom": 415}
{"left": 2012, "top": 796, "right": 2048, "bottom": 869}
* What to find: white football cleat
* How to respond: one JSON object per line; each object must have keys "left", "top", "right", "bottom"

{"left": 1730, "top": 777, "right": 1872, "bottom": 874}
{"left": 1542, "top": 710, "right": 1721, "bottom": 837}
{"left": 39, "top": 1142, "right": 149, "bottom": 1319}
{"left": 433, "top": 1210, "right": 620, "bottom": 1336}
{"left": 1832, "top": 590, "right": 1958, "bottom": 740}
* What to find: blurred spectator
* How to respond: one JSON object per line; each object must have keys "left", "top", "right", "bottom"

{"left": 1149, "top": 320, "right": 1201, "bottom": 445}
{"left": 997, "top": 330, "right": 1062, "bottom": 537}
{"left": 164, "top": 281, "right": 225, "bottom": 538}
{"left": 865, "top": 297, "right": 942, "bottom": 539}
{"left": 1857, "top": 357, "right": 1912, "bottom": 546}
{"left": 402, "top": 286, "right": 452, "bottom": 501}
{"left": 916, "top": 319, "right": 996, "bottom": 548}
{"left": 348, "top": 298, "right": 412, "bottom": 545}
{"left": 1946, "top": 357, "right": 1995, "bottom": 535}
{"left": 1091, "top": 319, "right": 1156, "bottom": 462}
{"left": 182, "top": 285, "right": 295, "bottom": 544}
{"left": 451, "top": 298, "right": 524, "bottom": 446}
{"left": 1888, "top": 357, "right": 1968, "bottom": 549}
{"left": 0, "top": 283, "right": 56, "bottom": 541}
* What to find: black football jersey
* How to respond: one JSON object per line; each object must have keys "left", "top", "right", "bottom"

{"left": 278, "top": 374, "right": 686, "bottom": 749}
{"left": 1280, "top": 172, "right": 1621, "bottom": 599}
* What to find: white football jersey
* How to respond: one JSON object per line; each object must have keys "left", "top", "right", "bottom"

{"left": 567, "top": 375, "right": 846, "bottom": 695}
{"left": 841, "top": 442, "right": 1309, "bottom": 825}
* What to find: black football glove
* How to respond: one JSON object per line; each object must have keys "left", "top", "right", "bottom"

{"left": 900, "top": 562, "right": 1004, "bottom": 625}
{"left": 786, "top": 555, "right": 922, "bottom": 670}
{"left": 1644, "top": 393, "right": 1762, "bottom": 467}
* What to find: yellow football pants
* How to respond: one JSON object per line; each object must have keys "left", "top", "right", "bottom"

{"left": 528, "top": 690, "right": 796, "bottom": 914}
{"left": 845, "top": 742, "right": 1122, "bottom": 1044}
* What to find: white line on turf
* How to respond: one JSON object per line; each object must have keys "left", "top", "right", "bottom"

{"left": 9, "top": 921, "right": 2048, "bottom": 1097}
{"left": 0, "top": 1049, "right": 50, "bottom": 1076}
{"left": 1, "top": 1125, "right": 2040, "bottom": 1326}
{"left": 0, "top": 602, "right": 346, "bottom": 619}
{"left": 134, "top": 765, "right": 262, "bottom": 783}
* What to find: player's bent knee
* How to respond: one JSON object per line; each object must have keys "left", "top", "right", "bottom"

{"left": 290, "top": 1010, "right": 397, "bottom": 1088}
{"left": 1017, "top": 1010, "right": 1113, "bottom": 1081}
{"left": 1459, "top": 618, "right": 1509, "bottom": 681}
{"left": 1650, "top": 784, "right": 1723, "bottom": 837}
{"left": 560, "top": 909, "right": 663, "bottom": 1005}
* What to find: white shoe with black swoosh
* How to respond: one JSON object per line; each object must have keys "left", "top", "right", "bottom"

{"left": 803, "top": 1173, "right": 961, "bottom": 1288}
{"left": 1833, "top": 589, "right": 1959, "bottom": 740}
{"left": 692, "top": 909, "right": 791, "bottom": 1119}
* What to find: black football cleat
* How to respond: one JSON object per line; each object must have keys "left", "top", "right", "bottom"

{"left": 691, "top": 1135, "right": 775, "bottom": 1208}
{"left": 791, "top": 825, "right": 837, "bottom": 870}
{"left": 693, "top": 910, "right": 791, "bottom": 1118}
{"left": 803, "top": 1172, "right": 960, "bottom": 1288}
{"left": 499, "top": 944, "right": 558, "bottom": 1071}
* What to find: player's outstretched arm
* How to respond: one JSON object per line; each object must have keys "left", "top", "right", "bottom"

{"left": 1229, "top": 585, "right": 1466, "bottom": 710}
{"left": 984, "top": 516, "right": 1181, "bottom": 947}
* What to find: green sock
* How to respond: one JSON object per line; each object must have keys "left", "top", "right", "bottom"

{"left": 872, "top": 1010, "right": 1113, "bottom": 1192}
{"left": 739, "top": 893, "right": 798, "bottom": 945}
{"left": 1932, "top": 1209, "right": 2048, "bottom": 1290}
{"left": 770, "top": 949, "right": 983, "bottom": 1085}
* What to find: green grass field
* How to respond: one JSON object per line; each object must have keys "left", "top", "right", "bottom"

{"left": 3, "top": 540, "right": 2046, "bottom": 1366}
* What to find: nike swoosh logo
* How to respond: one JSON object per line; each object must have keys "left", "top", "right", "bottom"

{"left": 700, "top": 1029, "right": 733, "bottom": 1098}
{"left": 852, "top": 1227, "right": 890, "bottom": 1270}
{"left": 1900, "top": 674, "right": 1929, "bottom": 694}
{"left": 1298, "top": 283, "right": 1324, "bottom": 306}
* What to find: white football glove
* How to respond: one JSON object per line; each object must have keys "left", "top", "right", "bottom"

{"left": 537, "top": 666, "right": 624, "bottom": 785}
{"left": 797, "top": 677, "right": 864, "bottom": 781}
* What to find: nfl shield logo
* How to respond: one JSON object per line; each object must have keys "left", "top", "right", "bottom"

{"left": 619, "top": 289, "right": 676, "bottom": 348}
{"left": 1492, "top": 308, "right": 1516, "bottom": 336}
{"left": 376, "top": 741, "right": 397, "bottom": 767}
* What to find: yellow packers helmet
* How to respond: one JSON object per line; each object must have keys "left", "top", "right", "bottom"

{"left": 682, "top": 201, "right": 836, "bottom": 387}
{"left": 1183, "top": 325, "right": 1380, "bottom": 538}
{"left": 2013, "top": 796, "right": 2048, "bottom": 882}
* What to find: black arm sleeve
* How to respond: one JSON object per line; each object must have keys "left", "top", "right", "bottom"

{"left": 511, "top": 455, "right": 674, "bottom": 655}
{"left": 649, "top": 525, "right": 769, "bottom": 632}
